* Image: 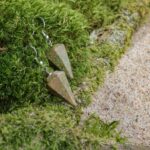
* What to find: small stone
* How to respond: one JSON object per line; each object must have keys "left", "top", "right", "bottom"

{"left": 47, "top": 44, "right": 73, "bottom": 79}
{"left": 47, "top": 71, "right": 77, "bottom": 106}
{"left": 0, "top": 47, "right": 7, "bottom": 53}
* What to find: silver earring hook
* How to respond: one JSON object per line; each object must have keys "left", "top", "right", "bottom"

{"left": 32, "top": 31, "right": 35, "bottom": 36}
{"left": 42, "top": 30, "right": 53, "bottom": 47}
{"left": 34, "top": 17, "right": 53, "bottom": 47}
{"left": 38, "top": 17, "right": 46, "bottom": 28}
{"left": 29, "top": 44, "right": 38, "bottom": 58}
{"left": 29, "top": 18, "right": 53, "bottom": 76}
{"left": 29, "top": 44, "right": 51, "bottom": 75}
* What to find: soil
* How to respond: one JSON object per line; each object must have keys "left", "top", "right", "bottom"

{"left": 83, "top": 19, "right": 150, "bottom": 146}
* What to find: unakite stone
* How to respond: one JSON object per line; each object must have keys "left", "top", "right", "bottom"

{"left": 47, "top": 71, "right": 77, "bottom": 106}
{"left": 47, "top": 44, "right": 73, "bottom": 79}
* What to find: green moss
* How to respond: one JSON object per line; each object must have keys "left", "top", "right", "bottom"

{"left": 60, "top": 0, "right": 118, "bottom": 28}
{"left": 0, "top": 0, "right": 149, "bottom": 149}
{"left": 0, "top": 105, "right": 125, "bottom": 150}
{"left": 0, "top": 0, "right": 148, "bottom": 110}
{"left": 0, "top": 0, "right": 89, "bottom": 111}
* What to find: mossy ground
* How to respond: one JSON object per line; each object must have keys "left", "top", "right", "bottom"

{"left": 0, "top": 0, "right": 149, "bottom": 149}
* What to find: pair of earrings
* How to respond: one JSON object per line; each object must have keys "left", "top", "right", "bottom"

{"left": 47, "top": 44, "right": 77, "bottom": 107}
{"left": 30, "top": 17, "right": 77, "bottom": 106}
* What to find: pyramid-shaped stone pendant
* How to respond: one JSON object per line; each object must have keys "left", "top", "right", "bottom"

{"left": 47, "top": 71, "right": 77, "bottom": 106}
{"left": 47, "top": 44, "right": 73, "bottom": 79}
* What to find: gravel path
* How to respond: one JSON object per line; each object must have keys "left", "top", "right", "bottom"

{"left": 83, "top": 19, "right": 150, "bottom": 146}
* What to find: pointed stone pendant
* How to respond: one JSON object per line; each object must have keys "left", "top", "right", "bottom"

{"left": 47, "top": 44, "right": 73, "bottom": 79}
{"left": 47, "top": 71, "right": 77, "bottom": 106}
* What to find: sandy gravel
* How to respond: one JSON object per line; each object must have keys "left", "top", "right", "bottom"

{"left": 83, "top": 20, "right": 150, "bottom": 146}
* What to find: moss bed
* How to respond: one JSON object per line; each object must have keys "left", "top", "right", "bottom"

{"left": 0, "top": 0, "right": 149, "bottom": 149}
